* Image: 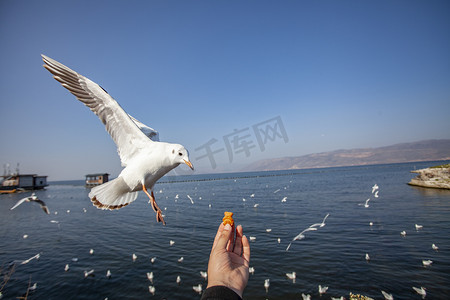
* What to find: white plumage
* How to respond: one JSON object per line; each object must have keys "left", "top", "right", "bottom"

{"left": 42, "top": 55, "right": 193, "bottom": 225}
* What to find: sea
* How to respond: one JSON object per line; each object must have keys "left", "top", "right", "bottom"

{"left": 1, "top": 161, "right": 449, "bottom": 300}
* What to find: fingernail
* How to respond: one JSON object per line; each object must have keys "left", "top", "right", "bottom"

{"left": 224, "top": 224, "right": 231, "bottom": 231}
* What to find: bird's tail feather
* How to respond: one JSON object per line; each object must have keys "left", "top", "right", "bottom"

{"left": 89, "top": 177, "right": 138, "bottom": 210}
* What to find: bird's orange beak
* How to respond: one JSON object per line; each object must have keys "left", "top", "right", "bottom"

{"left": 183, "top": 159, "right": 194, "bottom": 170}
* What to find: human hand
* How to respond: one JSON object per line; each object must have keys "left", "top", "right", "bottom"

{"left": 206, "top": 222, "right": 251, "bottom": 298}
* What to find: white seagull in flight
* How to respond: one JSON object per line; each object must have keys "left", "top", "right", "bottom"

{"left": 10, "top": 193, "right": 50, "bottom": 214}
{"left": 42, "top": 55, "right": 194, "bottom": 225}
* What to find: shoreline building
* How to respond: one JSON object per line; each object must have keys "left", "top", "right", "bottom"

{"left": 85, "top": 173, "right": 109, "bottom": 187}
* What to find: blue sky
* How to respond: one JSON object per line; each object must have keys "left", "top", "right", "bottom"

{"left": 1, "top": 0, "right": 449, "bottom": 180}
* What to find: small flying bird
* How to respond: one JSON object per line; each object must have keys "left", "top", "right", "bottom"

{"left": 249, "top": 236, "right": 256, "bottom": 241}
{"left": 412, "top": 286, "right": 426, "bottom": 299}
{"left": 10, "top": 193, "right": 50, "bottom": 214}
{"left": 106, "top": 270, "right": 112, "bottom": 278}
{"left": 149, "top": 286, "right": 155, "bottom": 295}
{"left": 150, "top": 257, "right": 156, "bottom": 264}
{"left": 309, "top": 213, "right": 330, "bottom": 228}
{"left": 250, "top": 193, "right": 255, "bottom": 198}
{"left": 432, "top": 243, "right": 439, "bottom": 251}
{"left": 286, "top": 227, "right": 318, "bottom": 251}
{"left": 147, "top": 272, "right": 154, "bottom": 283}
{"left": 281, "top": 197, "right": 287, "bottom": 202}
{"left": 277, "top": 238, "right": 281, "bottom": 244}
{"left": 372, "top": 184, "right": 379, "bottom": 194}
{"left": 89, "top": 249, "right": 94, "bottom": 255}
{"left": 422, "top": 260, "right": 432, "bottom": 267}
{"left": 178, "top": 257, "right": 184, "bottom": 263}
{"left": 253, "top": 203, "right": 259, "bottom": 208}
{"left": 72, "top": 258, "right": 78, "bottom": 262}
{"left": 266, "top": 228, "right": 272, "bottom": 232}
{"left": 274, "top": 189, "right": 281, "bottom": 194}
{"left": 374, "top": 190, "right": 379, "bottom": 198}
{"left": 176, "top": 275, "right": 181, "bottom": 285}
{"left": 42, "top": 55, "right": 194, "bottom": 225}
{"left": 84, "top": 269, "right": 95, "bottom": 278}
{"left": 29, "top": 283, "right": 37, "bottom": 291}
{"left": 200, "top": 271, "right": 208, "bottom": 280}
{"left": 415, "top": 224, "right": 423, "bottom": 230}
{"left": 65, "top": 264, "right": 69, "bottom": 272}
{"left": 400, "top": 231, "right": 407, "bottom": 237}
{"left": 369, "top": 222, "right": 373, "bottom": 226}
{"left": 249, "top": 267, "right": 255, "bottom": 275}
{"left": 132, "top": 253, "right": 137, "bottom": 262}
{"left": 264, "top": 279, "right": 270, "bottom": 293}
{"left": 359, "top": 198, "right": 370, "bottom": 208}
{"left": 302, "top": 294, "right": 311, "bottom": 300}
{"left": 286, "top": 271, "right": 296, "bottom": 282}
{"left": 365, "top": 253, "right": 370, "bottom": 261}
{"left": 21, "top": 253, "right": 40, "bottom": 265}
{"left": 23, "top": 234, "right": 29, "bottom": 239}
{"left": 381, "top": 290, "right": 393, "bottom": 300}
{"left": 193, "top": 284, "right": 202, "bottom": 294}
{"left": 318, "top": 285, "right": 328, "bottom": 295}
{"left": 170, "top": 240, "right": 175, "bottom": 246}
{"left": 187, "top": 195, "right": 194, "bottom": 204}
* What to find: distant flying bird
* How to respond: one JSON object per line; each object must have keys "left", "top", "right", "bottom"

{"left": 178, "top": 257, "right": 184, "bottom": 263}
{"left": 193, "top": 284, "right": 202, "bottom": 294}
{"left": 149, "top": 286, "right": 155, "bottom": 295}
{"left": 319, "top": 285, "right": 328, "bottom": 295}
{"left": 381, "top": 290, "right": 394, "bottom": 300}
{"left": 200, "top": 271, "right": 208, "bottom": 280}
{"left": 10, "top": 193, "right": 50, "bottom": 214}
{"left": 21, "top": 253, "right": 40, "bottom": 265}
{"left": 286, "top": 227, "right": 318, "bottom": 251}
{"left": 176, "top": 275, "right": 181, "bottom": 285}
{"left": 286, "top": 272, "right": 296, "bottom": 282}
{"left": 42, "top": 55, "right": 194, "bottom": 225}
{"left": 400, "top": 231, "right": 407, "bottom": 237}
{"left": 374, "top": 190, "right": 379, "bottom": 198}
{"left": 310, "top": 213, "right": 330, "bottom": 228}
{"left": 106, "top": 270, "right": 112, "bottom": 278}
{"left": 132, "top": 253, "right": 137, "bottom": 262}
{"left": 415, "top": 224, "right": 423, "bottom": 230}
{"left": 422, "top": 260, "right": 433, "bottom": 267}
{"left": 432, "top": 243, "right": 439, "bottom": 251}
{"left": 150, "top": 257, "right": 156, "bottom": 264}
{"left": 147, "top": 272, "right": 154, "bottom": 283}
{"left": 365, "top": 253, "right": 370, "bottom": 261}
{"left": 302, "top": 294, "right": 311, "bottom": 300}
{"left": 249, "top": 267, "right": 255, "bottom": 275}
{"left": 372, "top": 184, "right": 379, "bottom": 194}
{"left": 358, "top": 198, "right": 370, "bottom": 208}
{"left": 84, "top": 269, "right": 95, "bottom": 278}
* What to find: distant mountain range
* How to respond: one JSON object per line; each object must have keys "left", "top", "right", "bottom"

{"left": 244, "top": 139, "right": 450, "bottom": 171}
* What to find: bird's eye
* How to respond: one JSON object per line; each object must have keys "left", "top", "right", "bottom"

{"left": 178, "top": 152, "right": 182, "bottom": 156}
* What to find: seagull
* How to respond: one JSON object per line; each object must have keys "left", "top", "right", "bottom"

{"left": 170, "top": 240, "right": 175, "bottom": 246}
{"left": 249, "top": 236, "right": 256, "bottom": 242}
{"left": 319, "top": 285, "right": 328, "bottom": 295}
{"left": 372, "top": 184, "right": 379, "bottom": 194}
{"left": 369, "top": 222, "right": 373, "bottom": 226}
{"left": 412, "top": 287, "right": 426, "bottom": 299}
{"left": 250, "top": 193, "right": 255, "bottom": 198}
{"left": 23, "top": 234, "right": 28, "bottom": 239}
{"left": 432, "top": 243, "right": 439, "bottom": 251}
{"left": 64, "top": 264, "right": 69, "bottom": 272}
{"left": 381, "top": 290, "right": 393, "bottom": 300}
{"left": 150, "top": 257, "right": 156, "bottom": 264}
{"left": 253, "top": 203, "right": 259, "bottom": 208}
{"left": 400, "top": 231, "right": 407, "bottom": 237}
{"left": 178, "top": 257, "right": 184, "bottom": 263}
{"left": 422, "top": 260, "right": 432, "bottom": 267}
{"left": 266, "top": 229, "right": 272, "bottom": 232}
{"left": 310, "top": 213, "right": 330, "bottom": 228}
{"left": 176, "top": 275, "right": 181, "bottom": 284}
{"left": 10, "top": 193, "right": 50, "bottom": 214}
{"left": 264, "top": 279, "right": 270, "bottom": 293}
{"left": 359, "top": 198, "right": 370, "bottom": 208}
{"left": 302, "top": 294, "right": 311, "bottom": 300}
{"left": 277, "top": 238, "right": 281, "bottom": 244}
{"left": 365, "top": 253, "right": 370, "bottom": 261}
{"left": 286, "top": 227, "right": 318, "bottom": 251}
{"left": 187, "top": 195, "right": 194, "bottom": 204}
{"left": 149, "top": 286, "right": 155, "bottom": 295}
{"left": 89, "top": 249, "right": 94, "bottom": 255}
{"left": 42, "top": 55, "right": 194, "bottom": 225}
{"left": 200, "top": 271, "right": 208, "bottom": 280}
{"left": 249, "top": 267, "right": 255, "bottom": 275}
{"left": 21, "top": 253, "right": 40, "bottom": 265}
{"left": 374, "top": 190, "right": 379, "bottom": 198}
{"left": 281, "top": 197, "right": 287, "bottom": 202}
{"left": 193, "top": 284, "right": 202, "bottom": 294}
{"left": 106, "top": 270, "right": 112, "bottom": 278}
{"left": 147, "top": 272, "right": 154, "bottom": 283}
{"left": 132, "top": 253, "right": 137, "bottom": 262}
{"left": 84, "top": 269, "right": 95, "bottom": 278}
{"left": 286, "top": 272, "right": 296, "bottom": 282}
{"left": 415, "top": 224, "right": 423, "bottom": 230}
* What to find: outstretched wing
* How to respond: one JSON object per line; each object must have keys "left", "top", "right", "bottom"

{"left": 42, "top": 54, "right": 154, "bottom": 167}
{"left": 34, "top": 199, "right": 50, "bottom": 215}
{"left": 10, "top": 197, "right": 28, "bottom": 210}
{"left": 129, "top": 115, "right": 159, "bottom": 141}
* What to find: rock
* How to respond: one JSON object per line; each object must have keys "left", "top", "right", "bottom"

{"left": 408, "top": 164, "right": 450, "bottom": 189}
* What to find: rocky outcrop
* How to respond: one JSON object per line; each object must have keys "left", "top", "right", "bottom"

{"left": 408, "top": 164, "right": 450, "bottom": 189}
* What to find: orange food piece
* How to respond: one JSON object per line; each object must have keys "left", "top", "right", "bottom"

{"left": 222, "top": 211, "right": 234, "bottom": 226}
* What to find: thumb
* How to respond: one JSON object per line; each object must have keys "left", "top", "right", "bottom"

{"left": 215, "top": 223, "right": 233, "bottom": 250}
